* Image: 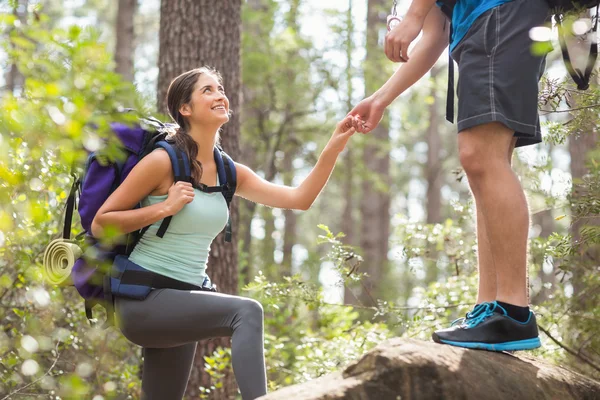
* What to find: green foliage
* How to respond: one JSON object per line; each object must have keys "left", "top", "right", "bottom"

{"left": 535, "top": 72, "right": 600, "bottom": 378}
{"left": 200, "top": 347, "right": 233, "bottom": 399}
{"left": 0, "top": 6, "right": 146, "bottom": 399}
{"left": 246, "top": 272, "right": 391, "bottom": 390}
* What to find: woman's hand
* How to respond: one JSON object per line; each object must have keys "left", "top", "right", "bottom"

{"left": 164, "top": 181, "right": 195, "bottom": 216}
{"left": 324, "top": 115, "right": 357, "bottom": 155}
{"left": 233, "top": 116, "right": 356, "bottom": 211}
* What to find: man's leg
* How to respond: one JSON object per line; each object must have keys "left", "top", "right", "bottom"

{"left": 432, "top": 123, "right": 539, "bottom": 351}
{"left": 459, "top": 122, "right": 528, "bottom": 307}
{"left": 432, "top": 0, "right": 546, "bottom": 350}
{"left": 475, "top": 204, "right": 496, "bottom": 304}
{"left": 474, "top": 137, "right": 518, "bottom": 304}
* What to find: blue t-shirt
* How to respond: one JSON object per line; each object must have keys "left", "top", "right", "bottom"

{"left": 439, "top": 0, "right": 514, "bottom": 52}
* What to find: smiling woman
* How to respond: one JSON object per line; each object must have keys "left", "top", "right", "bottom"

{"left": 164, "top": 67, "right": 230, "bottom": 187}
{"left": 90, "top": 65, "right": 358, "bottom": 400}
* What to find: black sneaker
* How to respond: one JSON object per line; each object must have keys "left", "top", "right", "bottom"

{"left": 432, "top": 301, "right": 541, "bottom": 351}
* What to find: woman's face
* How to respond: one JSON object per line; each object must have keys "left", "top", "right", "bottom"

{"left": 180, "top": 73, "right": 230, "bottom": 128}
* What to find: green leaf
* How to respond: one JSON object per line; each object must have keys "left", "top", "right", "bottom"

{"left": 531, "top": 41, "right": 553, "bottom": 56}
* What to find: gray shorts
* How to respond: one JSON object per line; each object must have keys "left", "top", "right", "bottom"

{"left": 451, "top": 0, "right": 549, "bottom": 147}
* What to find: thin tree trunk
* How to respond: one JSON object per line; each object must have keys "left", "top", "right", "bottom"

{"left": 239, "top": 200, "right": 257, "bottom": 285}
{"left": 531, "top": 208, "right": 556, "bottom": 304}
{"left": 238, "top": 140, "right": 257, "bottom": 286}
{"left": 238, "top": 0, "right": 267, "bottom": 286}
{"left": 342, "top": 146, "right": 358, "bottom": 305}
{"left": 565, "top": 19, "right": 600, "bottom": 306}
{"left": 568, "top": 125, "right": 599, "bottom": 299}
{"left": 261, "top": 206, "right": 276, "bottom": 274}
{"left": 359, "top": 0, "right": 391, "bottom": 305}
{"left": 158, "top": 1, "right": 241, "bottom": 398}
{"left": 5, "top": 0, "right": 27, "bottom": 94}
{"left": 114, "top": 0, "right": 137, "bottom": 81}
{"left": 282, "top": 151, "right": 297, "bottom": 276}
{"left": 425, "top": 67, "right": 442, "bottom": 225}
{"left": 342, "top": 0, "right": 358, "bottom": 305}
{"left": 425, "top": 66, "right": 442, "bottom": 284}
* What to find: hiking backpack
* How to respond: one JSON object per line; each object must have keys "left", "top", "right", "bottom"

{"left": 437, "top": 0, "right": 600, "bottom": 122}
{"left": 63, "top": 116, "right": 237, "bottom": 325}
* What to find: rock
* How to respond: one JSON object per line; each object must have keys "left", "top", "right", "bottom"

{"left": 259, "top": 338, "right": 600, "bottom": 400}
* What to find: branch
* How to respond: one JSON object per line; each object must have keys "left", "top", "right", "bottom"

{"left": 530, "top": 204, "right": 569, "bottom": 217}
{"left": 538, "top": 325, "right": 600, "bottom": 374}
{"left": 1, "top": 342, "right": 63, "bottom": 400}
{"left": 263, "top": 291, "right": 470, "bottom": 313}
{"left": 540, "top": 103, "right": 600, "bottom": 115}
{"left": 0, "top": 278, "right": 17, "bottom": 303}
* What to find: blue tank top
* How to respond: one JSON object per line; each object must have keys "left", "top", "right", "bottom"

{"left": 128, "top": 177, "right": 229, "bottom": 286}
{"left": 442, "top": 0, "right": 515, "bottom": 52}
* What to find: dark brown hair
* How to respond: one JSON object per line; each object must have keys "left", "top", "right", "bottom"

{"left": 165, "top": 66, "right": 223, "bottom": 185}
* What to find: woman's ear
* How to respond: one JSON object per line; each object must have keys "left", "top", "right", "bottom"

{"left": 179, "top": 103, "right": 192, "bottom": 117}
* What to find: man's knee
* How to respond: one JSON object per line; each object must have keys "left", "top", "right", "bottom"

{"left": 458, "top": 143, "right": 487, "bottom": 179}
{"left": 458, "top": 122, "right": 514, "bottom": 179}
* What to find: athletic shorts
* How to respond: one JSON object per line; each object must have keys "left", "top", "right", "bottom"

{"left": 451, "top": 0, "right": 550, "bottom": 147}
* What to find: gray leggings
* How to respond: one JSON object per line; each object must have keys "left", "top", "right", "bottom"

{"left": 115, "top": 289, "right": 267, "bottom": 400}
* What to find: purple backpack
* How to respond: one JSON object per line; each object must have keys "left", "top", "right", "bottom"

{"left": 62, "top": 117, "right": 237, "bottom": 326}
{"left": 62, "top": 118, "right": 171, "bottom": 323}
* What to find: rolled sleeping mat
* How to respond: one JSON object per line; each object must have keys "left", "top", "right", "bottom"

{"left": 43, "top": 239, "right": 82, "bottom": 285}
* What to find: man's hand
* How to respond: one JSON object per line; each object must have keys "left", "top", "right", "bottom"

{"left": 348, "top": 96, "right": 386, "bottom": 134}
{"left": 384, "top": 14, "right": 425, "bottom": 63}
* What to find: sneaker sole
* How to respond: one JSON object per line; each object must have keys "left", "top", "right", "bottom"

{"left": 438, "top": 337, "right": 541, "bottom": 352}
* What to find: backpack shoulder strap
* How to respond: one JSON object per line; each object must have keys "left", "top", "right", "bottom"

{"left": 155, "top": 141, "right": 192, "bottom": 183}
{"left": 213, "top": 147, "right": 237, "bottom": 242}
{"left": 213, "top": 148, "right": 236, "bottom": 190}
{"left": 152, "top": 141, "right": 192, "bottom": 238}
{"left": 63, "top": 172, "right": 80, "bottom": 240}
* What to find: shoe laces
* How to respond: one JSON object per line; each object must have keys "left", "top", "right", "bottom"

{"left": 451, "top": 302, "right": 489, "bottom": 326}
{"left": 464, "top": 301, "right": 506, "bottom": 328}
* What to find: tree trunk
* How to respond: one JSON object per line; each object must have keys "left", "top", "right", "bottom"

{"left": 261, "top": 206, "right": 277, "bottom": 275}
{"left": 238, "top": 0, "right": 265, "bottom": 286}
{"left": 531, "top": 208, "right": 556, "bottom": 304}
{"left": 238, "top": 142, "right": 257, "bottom": 286}
{"left": 565, "top": 19, "right": 600, "bottom": 302}
{"left": 158, "top": 1, "right": 241, "bottom": 398}
{"left": 359, "top": 0, "right": 391, "bottom": 305}
{"left": 239, "top": 200, "right": 257, "bottom": 286}
{"left": 563, "top": 22, "right": 600, "bottom": 367}
{"left": 255, "top": 144, "right": 278, "bottom": 277}
{"left": 5, "top": 0, "right": 27, "bottom": 94}
{"left": 342, "top": 146, "right": 358, "bottom": 305}
{"left": 568, "top": 126, "right": 599, "bottom": 299}
{"left": 342, "top": 0, "right": 358, "bottom": 306}
{"left": 260, "top": 339, "right": 600, "bottom": 400}
{"left": 114, "top": 0, "right": 137, "bottom": 81}
{"left": 282, "top": 151, "right": 297, "bottom": 276}
{"left": 425, "top": 66, "right": 442, "bottom": 284}
{"left": 425, "top": 67, "right": 442, "bottom": 225}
